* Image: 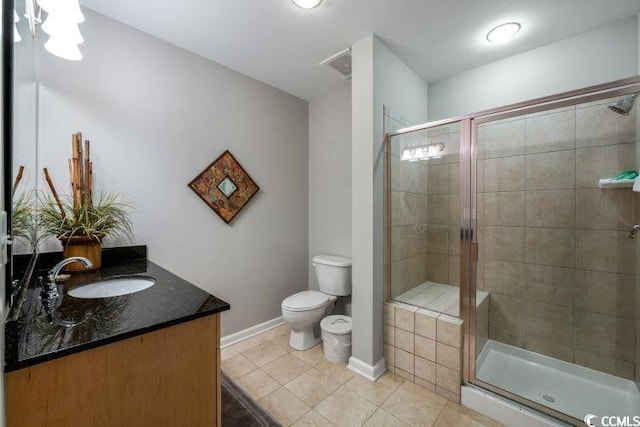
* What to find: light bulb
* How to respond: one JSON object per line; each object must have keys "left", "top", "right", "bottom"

{"left": 44, "top": 36, "right": 82, "bottom": 61}
{"left": 42, "top": 16, "right": 84, "bottom": 44}
{"left": 38, "top": 0, "right": 84, "bottom": 23}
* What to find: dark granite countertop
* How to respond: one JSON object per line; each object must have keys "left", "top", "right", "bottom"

{"left": 5, "top": 247, "right": 230, "bottom": 372}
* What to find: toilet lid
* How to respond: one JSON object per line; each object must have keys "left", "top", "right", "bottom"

{"left": 282, "top": 290, "right": 330, "bottom": 312}
{"left": 321, "top": 315, "right": 352, "bottom": 335}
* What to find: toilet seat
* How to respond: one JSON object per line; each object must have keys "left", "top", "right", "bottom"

{"left": 282, "top": 290, "right": 330, "bottom": 312}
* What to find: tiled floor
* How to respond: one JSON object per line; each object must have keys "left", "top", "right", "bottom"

{"left": 221, "top": 324, "right": 504, "bottom": 426}
{"left": 394, "top": 282, "right": 488, "bottom": 316}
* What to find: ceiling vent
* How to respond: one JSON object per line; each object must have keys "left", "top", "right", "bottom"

{"left": 320, "top": 48, "right": 351, "bottom": 79}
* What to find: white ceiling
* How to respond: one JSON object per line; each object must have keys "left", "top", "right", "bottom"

{"left": 79, "top": 0, "right": 640, "bottom": 101}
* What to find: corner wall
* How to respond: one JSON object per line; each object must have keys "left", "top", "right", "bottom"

{"left": 34, "top": 9, "right": 309, "bottom": 336}
{"left": 429, "top": 16, "right": 639, "bottom": 120}
{"left": 350, "top": 35, "right": 428, "bottom": 376}
{"left": 308, "top": 86, "right": 352, "bottom": 290}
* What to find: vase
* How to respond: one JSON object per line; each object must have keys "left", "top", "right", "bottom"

{"left": 58, "top": 234, "right": 103, "bottom": 272}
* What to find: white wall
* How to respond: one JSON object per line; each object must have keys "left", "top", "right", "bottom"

{"left": 34, "top": 9, "right": 309, "bottom": 336}
{"left": 308, "top": 86, "right": 351, "bottom": 291}
{"left": 350, "top": 35, "right": 428, "bottom": 374}
{"left": 429, "top": 16, "right": 639, "bottom": 120}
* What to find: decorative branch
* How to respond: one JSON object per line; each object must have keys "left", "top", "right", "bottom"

{"left": 43, "top": 167, "right": 66, "bottom": 220}
{"left": 12, "top": 165, "right": 24, "bottom": 196}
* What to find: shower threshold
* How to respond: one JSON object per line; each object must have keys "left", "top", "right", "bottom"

{"left": 476, "top": 340, "right": 640, "bottom": 422}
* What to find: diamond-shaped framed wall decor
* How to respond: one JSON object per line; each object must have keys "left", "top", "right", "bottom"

{"left": 188, "top": 150, "right": 260, "bottom": 224}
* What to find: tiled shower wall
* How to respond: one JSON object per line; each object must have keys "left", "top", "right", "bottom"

{"left": 425, "top": 128, "right": 461, "bottom": 287}
{"left": 390, "top": 124, "right": 461, "bottom": 299}
{"left": 390, "top": 146, "right": 429, "bottom": 298}
{"left": 477, "top": 97, "right": 638, "bottom": 380}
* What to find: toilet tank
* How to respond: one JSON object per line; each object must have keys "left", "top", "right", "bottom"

{"left": 312, "top": 254, "right": 351, "bottom": 296}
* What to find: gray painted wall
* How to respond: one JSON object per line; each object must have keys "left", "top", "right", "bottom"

{"left": 308, "top": 86, "right": 352, "bottom": 291}
{"left": 351, "top": 35, "right": 428, "bottom": 369}
{"left": 34, "top": 9, "right": 309, "bottom": 336}
{"left": 429, "top": 16, "right": 639, "bottom": 121}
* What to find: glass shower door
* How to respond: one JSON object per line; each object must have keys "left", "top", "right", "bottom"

{"left": 470, "top": 88, "right": 640, "bottom": 425}
{"left": 387, "top": 121, "right": 462, "bottom": 314}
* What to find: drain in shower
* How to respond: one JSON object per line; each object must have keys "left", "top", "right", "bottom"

{"left": 542, "top": 394, "right": 557, "bottom": 403}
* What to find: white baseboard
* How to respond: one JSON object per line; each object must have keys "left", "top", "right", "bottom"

{"left": 461, "top": 385, "right": 569, "bottom": 427}
{"left": 221, "top": 316, "right": 285, "bottom": 348}
{"left": 348, "top": 356, "right": 386, "bottom": 382}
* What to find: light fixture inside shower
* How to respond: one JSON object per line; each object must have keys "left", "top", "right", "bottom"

{"left": 401, "top": 142, "right": 445, "bottom": 161}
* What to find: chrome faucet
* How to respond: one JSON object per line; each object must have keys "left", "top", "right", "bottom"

{"left": 40, "top": 257, "right": 93, "bottom": 302}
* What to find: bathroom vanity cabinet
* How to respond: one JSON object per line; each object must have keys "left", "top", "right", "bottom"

{"left": 6, "top": 314, "right": 221, "bottom": 426}
{"left": 4, "top": 251, "right": 229, "bottom": 427}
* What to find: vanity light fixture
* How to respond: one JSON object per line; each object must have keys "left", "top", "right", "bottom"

{"left": 486, "top": 22, "right": 521, "bottom": 44}
{"left": 401, "top": 142, "right": 445, "bottom": 162}
{"left": 14, "top": 0, "right": 85, "bottom": 61}
{"left": 38, "top": 0, "right": 85, "bottom": 60}
{"left": 14, "top": 10, "right": 22, "bottom": 43}
{"left": 291, "top": 0, "right": 323, "bottom": 9}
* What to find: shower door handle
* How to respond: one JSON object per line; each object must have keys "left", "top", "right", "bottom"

{"left": 472, "top": 241, "right": 479, "bottom": 262}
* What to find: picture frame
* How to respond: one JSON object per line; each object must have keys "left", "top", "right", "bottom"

{"left": 188, "top": 150, "right": 260, "bottom": 224}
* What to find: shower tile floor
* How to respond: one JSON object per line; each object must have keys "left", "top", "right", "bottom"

{"left": 393, "top": 281, "right": 488, "bottom": 316}
{"left": 221, "top": 324, "right": 503, "bottom": 426}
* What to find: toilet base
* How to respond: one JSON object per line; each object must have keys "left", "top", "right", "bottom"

{"left": 289, "top": 326, "right": 322, "bottom": 351}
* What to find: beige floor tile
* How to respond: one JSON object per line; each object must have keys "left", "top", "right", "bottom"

{"left": 314, "top": 360, "right": 355, "bottom": 385}
{"left": 243, "top": 340, "right": 289, "bottom": 367}
{"left": 363, "top": 409, "right": 409, "bottom": 426}
{"left": 259, "top": 387, "right": 311, "bottom": 426}
{"left": 262, "top": 323, "right": 291, "bottom": 340}
{"left": 220, "top": 346, "right": 238, "bottom": 361}
{"left": 315, "top": 387, "right": 378, "bottom": 427}
{"left": 230, "top": 334, "right": 268, "bottom": 353}
{"left": 443, "top": 401, "right": 505, "bottom": 427}
{"left": 380, "top": 381, "right": 447, "bottom": 426}
{"left": 433, "top": 405, "right": 488, "bottom": 427}
{"left": 263, "top": 353, "right": 311, "bottom": 385}
{"left": 291, "top": 410, "right": 334, "bottom": 427}
{"left": 236, "top": 369, "right": 281, "bottom": 401}
{"left": 343, "top": 372, "right": 404, "bottom": 406}
{"left": 285, "top": 368, "right": 341, "bottom": 407}
{"left": 271, "top": 333, "right": 296, "bottom": 353}
{"left": 221, "top": 353, "right": 258, "bottom": 379}
{"left": 290, "top": 344, "right": 325, "bottom": 367}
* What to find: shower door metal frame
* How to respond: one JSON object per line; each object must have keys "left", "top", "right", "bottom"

{"left": 467, "top": 80, "right": 640, "bottom": 426}
{"left": 386, "top": 74, "right": 640, "bottom": 426}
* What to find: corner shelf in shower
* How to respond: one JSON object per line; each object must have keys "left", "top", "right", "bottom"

{"left": 597, "top": 178, "right": 636, "bottom": 189}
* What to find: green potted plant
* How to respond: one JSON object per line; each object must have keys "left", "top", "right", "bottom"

{"left": 39, "top": 132, "right": 133, "bottom": 272}
{"left": 12, "top": 189, "right": 43, "bottom": 251}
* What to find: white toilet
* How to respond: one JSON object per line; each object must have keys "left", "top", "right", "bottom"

{"left": 281, "top": 254, "right": 351, "bottom": 350}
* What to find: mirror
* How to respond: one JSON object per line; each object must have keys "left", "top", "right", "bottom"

{"left": 9, "top": 0, "right": 38, "bottom": 299}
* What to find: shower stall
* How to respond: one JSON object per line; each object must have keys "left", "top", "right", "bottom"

{"left": 385, "top": 76, "right": 640, "bottom": 425}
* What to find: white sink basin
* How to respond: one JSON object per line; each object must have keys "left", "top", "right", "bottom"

{"left": 68, "top": 276, "right": 156, "bottom": 299}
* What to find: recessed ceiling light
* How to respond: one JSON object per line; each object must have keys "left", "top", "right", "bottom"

{"left": 291, "top": 0, "right": 322, "bottom": 9}
{"left": 486, "top": 22, "right": 521, "bottom": 43}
